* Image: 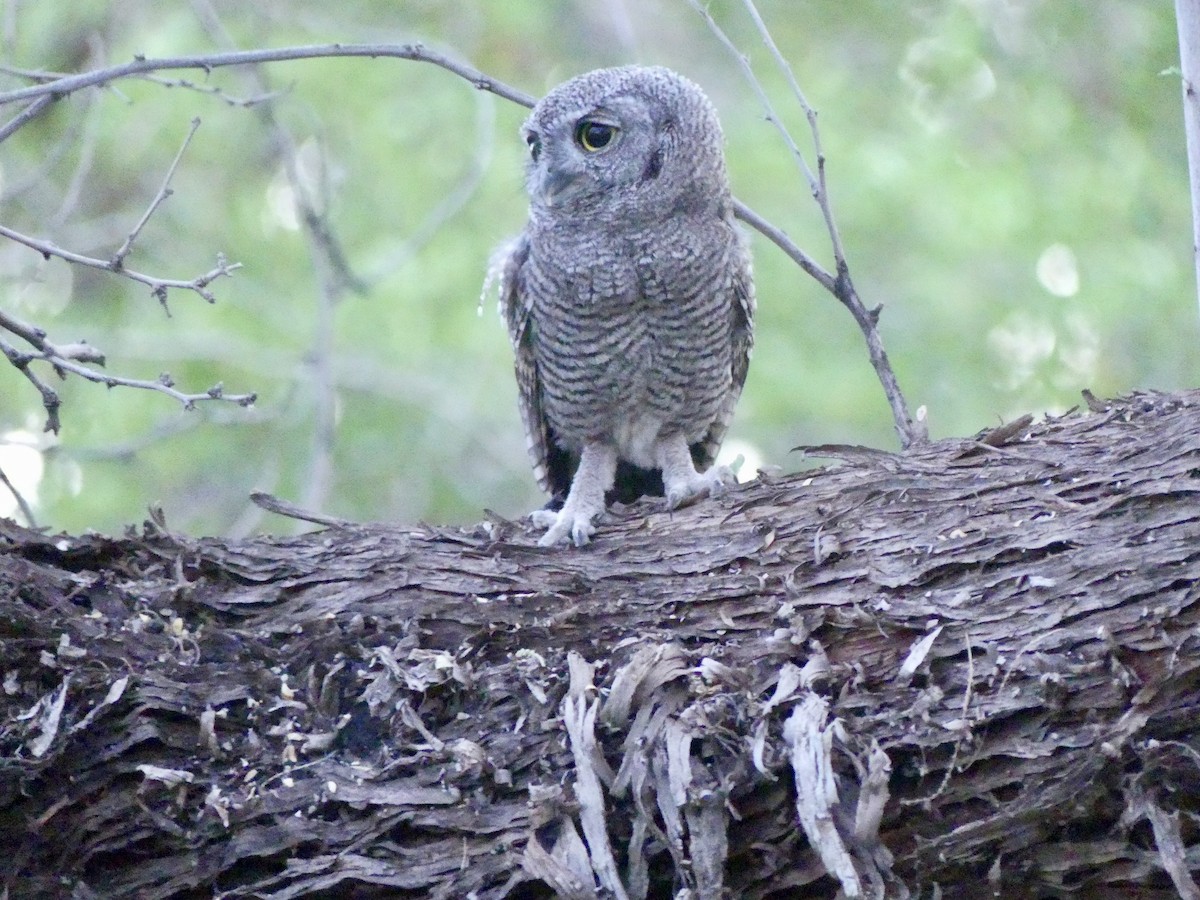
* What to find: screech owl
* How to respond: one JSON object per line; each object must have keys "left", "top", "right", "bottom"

{"left": 489, "top": 65, "right": 754, "bottom": 547}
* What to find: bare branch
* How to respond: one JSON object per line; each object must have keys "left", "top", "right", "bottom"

{"left": 688, "top": 1, "right": 927, "bottom": 449}
{"left": 4, "top": 91, "right": 235, "bottom": 307}
{"left": 1, "top": 42, "right": 252, "bottom": 434}
{"left": 0, "top": 43, "right": 537, "bottom": 129}
{"left": 71, "top": 406, "right": 253, "bottom": 462}
{"left": 44, "top": 38, "right": 109, "bottom": 235}
{"left": 0, "top": 463, "right": 37, "bottom": 527}
{"left": 0, "top": 333, "right": 63, "bottom": 433}
{"left": 686, "top": 0, "right": 817, "bottom": 191}
{"left": 185, "top": 0, "right": 366, "bottom": 298}
{"left": 276, "top": 132, "right": 368, "bottom": 297}
{"left": 0, "top": 62, "right": 70, "bottom": 81}
{"left": 0, "top": 94, "right": 53, "bottom": 143}
{"left": 135, "top": 73, "right": 289, "bottom": 108}
{"left": 249, "top": 491, "right": 355, "bottom": 530}
{"left": 0, "top": 38, "right": 807, "bottom": 307}
{"left": 0, "top": 223, "right": 241, "bottom": 303}
{"left": 0, "top": 308, "right": 256, "bottom": 434}
{"left": 731, "top": 199, "right": 834, "bottom": 292}
{"left": 111, "top": 116, "right": 201, "bottom": 267}
{"left": 739, "top": 0, "right": 850, "bottom": 268}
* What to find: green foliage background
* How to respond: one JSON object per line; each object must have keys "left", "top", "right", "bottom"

{"left": 0, "top": 0, "right": 1193, "bottom": 536}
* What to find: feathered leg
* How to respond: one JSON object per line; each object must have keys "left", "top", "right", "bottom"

{"left": 532, "top": 442, "right": 618, "bottom": 546}
{"left": 657, "top": 433, "right": 736, "bottom": 509}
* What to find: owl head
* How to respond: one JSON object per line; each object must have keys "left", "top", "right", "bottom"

{"left": 521, "top": 66, "right": 730, "bottom": 224}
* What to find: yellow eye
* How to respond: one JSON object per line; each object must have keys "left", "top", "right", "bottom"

{"left": 575, "top": 120, "right": 617, "bottom": 152}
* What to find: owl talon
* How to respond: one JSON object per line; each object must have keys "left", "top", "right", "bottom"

{"left": 536, "top": 508, "right": 598, "bottom": 547}
{"left": 532, "top": 443, "right": 616, "bottom": 547}
{"left": 665, "top": 464, "right": 737, "bottom": 510}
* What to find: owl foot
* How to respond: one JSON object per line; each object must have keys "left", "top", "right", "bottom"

{"left": 533, "top": 442, "right": 618, "bottom": 547}
{"left": 534, "top": 504, "right": 601, "bottom": 547}
{"left": 664, "top": 463, "right": 737, "bottom": 510}
{"left": 657, "top": 433, "right": 737, "bottom": 510}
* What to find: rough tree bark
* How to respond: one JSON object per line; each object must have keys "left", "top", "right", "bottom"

{"left": 2, "top": 389, "right": 1200, "bottom": 899}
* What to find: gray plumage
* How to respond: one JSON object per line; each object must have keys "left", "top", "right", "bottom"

{"left": 489, "top": 65, "right": 754, "bottom": 546}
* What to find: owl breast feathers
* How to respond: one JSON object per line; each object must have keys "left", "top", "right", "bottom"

{"left": 488, "top": 65, "right": 754, "bottom": 547}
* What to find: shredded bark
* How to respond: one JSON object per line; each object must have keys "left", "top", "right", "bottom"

{"left": 2, "top": 389, "right": 1200, "bottom": 898}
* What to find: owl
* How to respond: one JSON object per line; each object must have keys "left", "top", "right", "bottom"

{"left": 489, "top": 65, "right": 754, "bottom": 547}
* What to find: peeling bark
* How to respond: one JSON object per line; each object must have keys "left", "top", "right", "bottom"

{"left": 2, "top": 389, "right": 1200, "bottom": 898}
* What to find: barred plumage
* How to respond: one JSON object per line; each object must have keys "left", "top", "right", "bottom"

{"left": 490, "top": 66, "right": 754, "bottom": 546}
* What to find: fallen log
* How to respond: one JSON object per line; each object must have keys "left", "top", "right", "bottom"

{"left": 2, "top": 389, "right": 1199, "bottom": 898}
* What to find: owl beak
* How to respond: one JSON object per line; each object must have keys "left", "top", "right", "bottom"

{"left": 539, "top": 166, "right": 586, "bottom": 208}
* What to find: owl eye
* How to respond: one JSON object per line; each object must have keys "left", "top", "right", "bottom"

{"left": 525, "top": 132, "right": 542, "bottom": 161}
{"left": 575, "top": 120, "right": 618, "bottom": 152}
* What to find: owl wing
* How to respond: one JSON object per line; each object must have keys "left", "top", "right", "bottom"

{"left": 694, "top": 234, "right": 755, "bottom": 470}
{"left": 492, "top": 235, "right": 573, "bottom": 503}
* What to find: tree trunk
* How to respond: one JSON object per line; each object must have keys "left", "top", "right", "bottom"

{"left": 3, "top": 389, "right": 1200, "bottom": 899}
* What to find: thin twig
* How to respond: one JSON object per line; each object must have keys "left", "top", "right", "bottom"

{"left": 0, "top": 94, "right": 53, "bottom": 142}
{"left": 2, "top": 43, "right": 251, "bottom": 432}
{"left": 136, "top": 73, "right": 288, "bottom": 108}
{"left": 45, "top": 37, "right": 108, "bottom": 234}
{"left": 46, "top": 91, "right": 103, "bottom": 235}
{"left": 1, "top": 103, "right": 248, "bottom": 428}
{"left": 70, "top": 402, "right": 272, "bottom": 462}
{"left": 739, "top": 0, "right": 850, "bottom": 268}
{"left": 731, "top": 199, "right": 833, "bottom": 292}
{"left": 0, "top": 462, "right": 37, "bottom": 527}
{"left": 0, "top": 62, "right": 70, "bottom": 81}
{"left": 687, "top": 0, "right": 817, "bottom": 191}
{"left": 0, "top": 223, "right": 241, "bottom": 303}
{"left": 0, "top": 333, "right": 62, "bottom": 433}
{"left": 274, "top": 126, "right": 368, "bottom": 295}
{"left": 688, "top": 0, "right": 926, "bottom": 448}
{"left": 0, "top": 308, "right": 256, "bottom": 434}
{"left": 112, "top": 116, "right": 201, "bottom": 267}
{"left": 0, "top": 38, "right": 811, "bottom": 299}
{"left": 249, "top": 491, "right": 355, "bottom": 530}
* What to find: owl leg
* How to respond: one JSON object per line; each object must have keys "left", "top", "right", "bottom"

{"left": 657, "top": 434, "right": 736, "bottom": 510}
{"left": 532, "top": 442, "right": 618, "bottom": 547}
